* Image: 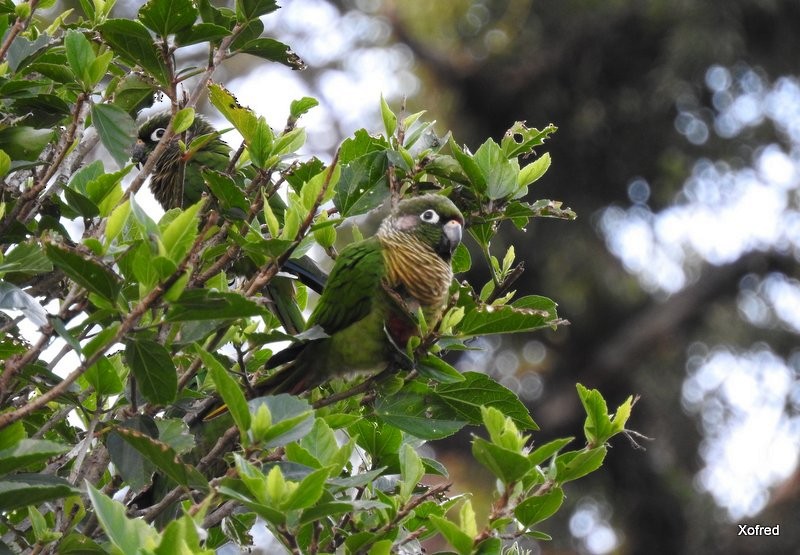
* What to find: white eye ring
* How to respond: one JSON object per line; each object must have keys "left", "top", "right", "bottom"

{"left": 150, "top": 128, "right": 166, "bottom": 142}
{"left": 420, "top": 209, "right": 439, "bottom": 223}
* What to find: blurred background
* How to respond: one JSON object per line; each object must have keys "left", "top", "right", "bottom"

{"left": 114, "top": 0, "right": 800, "bottom": 552}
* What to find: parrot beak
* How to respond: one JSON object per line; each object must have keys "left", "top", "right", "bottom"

{"left": 131, "top": 139, "right": 147, "bottom": 168}
{"left": 440, "top": 219, "right": 463, "bottom": 258}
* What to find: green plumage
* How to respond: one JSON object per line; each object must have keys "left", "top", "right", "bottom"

{"left": 132, "top": 112, "right": 230, "bottom": 210}
{"left": 260, "top": 194, "right": 464, "bottom": 393}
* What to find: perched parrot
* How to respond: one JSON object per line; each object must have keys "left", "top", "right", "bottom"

{"left": 131, "top": 111, "right": 230, "bottom": 210}
{"left": 256, "top": 193, "right": 464, "bottom": 394}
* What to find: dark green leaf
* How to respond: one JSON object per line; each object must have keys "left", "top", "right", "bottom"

{"left": 175, "top": 22, "right": 231, "bottom": 46}
{"left": 106, "top": 416, "right": 158, "bottom": 491}
{"left": 0, "top": 474, "right": 80, "bottom": 512}
{"left": 239, "top": 38, "right": 305, "bottom": 70}
{"left": 166, "top": 290, "right": 268, "bottom": 321}
{"left": 139, "top": 0, "right": 198, "bottom": 37}
{"left": 375, "top": 389, "right": 466, "bottom": 440}
{"left": 113, "top": 426, "right": 208, "bottom": 490}
{"left": 124, "top": 339, "right": 177, "bottom": 404}
{"left": 44, "top": 243, "right": 122, "bottom": 302}
{"left": 247, "top": 394, "right": 314, "bottom": 448}
{"left": 10, "top": 94, "right": 71, "bottom": 127}
{"left": 235, "top": 0, "right": 279, "bottom": 22}
{"left": 91, "top": 103, "right": 136, "bottom": 168}
{"left": 0, "top": 439, "right": 70, "bottom": 475}
{"left": 113, "top": 74, "right": 157, "bottom": 115}
{"left": 334, "top": 151, "right": 389, "bottom": 217}
{"left": 436, "top": 372, "right": 538, "bottom": 430}
{"left": 514, "top": 486, "right": 564, "bottom": 527}
{"left": 0, "top": 126, "right": 53, "bottom": 160}
{"left": 84, "top": 356, "right": 124, "bottom": 396}
{"left": 338, "top": 128, "right": 389, "bottom": 164}
{"left": 97, "top": 19, "right": 170, "bottom": 85}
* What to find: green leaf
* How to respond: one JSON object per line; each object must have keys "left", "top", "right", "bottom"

{"left": 283, "top": 467, "right": 329, "bottom": 510}
{"left": 0, "top": 149, "right": 9, "bottom": 177}
{"left": 124, "top": 339, "right": 177, "bottom": 404}
{"left": 208, "top": 82, "right": 259, "bottom": 143}
{"left": 160, "top": 200, "right": 201, "bottom": 263}
{"left": 248, "top": 394, "right": 314, "bottom": 448}
{"left": 175, "top": 22, "right": 231, "bottom": 46}
{"left": 236, "top": 0, "right": 279, "bottom": 22}
{"left": 577, "top": 383, "right": 611, "bottom": 445}
{"left": 203, "top": 170, "right": 249, "bottom": 216}
{"left": 238, "top": 38, "right": 305, "bottom": 70}
{"left": 514, "top": 486, "right": 564, "bottom": 527}
{"left": 97, "top": 19, "right": 170, "bottom": 85}
{"left": 399, "top": 443, "right": 424, "bottom": 501}
{"left": 416, "top": 354, "right": 465, "bottom": 384}
{"left": 84, "top": 355, "right": 124, "bottom": 396}
{"left": 555, "top": 447, "right": 607, "bottom": 483}
{"left": 380, "top": 94, "right": 397, "bottom": 137}
{"left": 91, "top": 103, "right": 136, "bottom": 168}
{"left": 457, "top": 295, "right": 561, "bottom": 337}
{"left": 172, "top": 106, "right": 195, "bottom": 133}
{"left": 196, "top": 345, "right": 250, "bottom": 435}
{"left": 64, "top": 30, "right": 94, "bottom": 89}
{"left": 338, "top": 128, "right": 389, "bottom": 164}
{"left": 297, "top": 419, "right": 339, "bottom": 467}
{"left": 166, "top": 290, "right": 268, "bottom": 321}
{"left": 451, "top": 242, "right": 471, "bottom": 274}
{"left": 517, "top": 152, "right": 551, "bottom": 189}
{"left": 528, "top": 437, "right": 574, "bottom": 467}
{"left": 86, "top": 483, "right": 160, "bottom": 555}
{"left": 0, "top": 439, "right": 70, "bottom": 475}
{"left": 45, "top": 243, "right": 122, "bottom": 302}
{"left": 474, "top": 138, "right": 518, "bottom": 200}
{"left": 289, "top": 97, "right": 319, "bottom": 120}
{"left": 429, "top": 514, "right": 473, "bottom": 555}
{"left": 334, "top": 151, "right": 390, "bottom": 217}
{"left": 500, "top": 121, "right": 557, "bottom": 159}
{"left": 436, "top": 372, "right": 538, "bottom": 431}
{"left": 448, "top": 136, "right": 486, "bottom": 193}
{"left": 471, "top": 437, "right": 532, "bottom": 484}
{"left": 0, "top": 474, "right": 80, "bottom": 512}
{"left": 112, "top": 426, "right": 208, "bottom": 490}
{"left": 139, "top": 0, "right": 198, "bottom": 37}
{"left": 249, "top": 116, "right": 274, "bottom": 169}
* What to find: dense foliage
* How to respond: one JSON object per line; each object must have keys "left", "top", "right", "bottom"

{"left": 0, "top": 1, "right": 635, "bottom": 553}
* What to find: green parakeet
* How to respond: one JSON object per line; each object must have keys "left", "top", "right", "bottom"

{"left": 259, "top": 193, "right": 464, "bottom": 394}
{"left": 131, "top": 111, "right": 230, "bottom": 210}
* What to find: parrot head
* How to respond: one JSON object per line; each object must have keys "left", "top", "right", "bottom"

{"left": 379, "top": 194, "right": 464, "bottom": 261}
{"left": 131, "top": 112, "right": 228, "bottom": 210}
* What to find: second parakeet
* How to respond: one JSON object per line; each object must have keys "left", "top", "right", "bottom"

{"left": 131, "top": 111, "right": 231, "bottom": 210}
{"left": 260, "top": 193, "right": 464, "bottom": 394}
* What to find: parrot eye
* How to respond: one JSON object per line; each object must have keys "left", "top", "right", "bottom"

{"left": 420, "top": 209, "right": 439, "bottom": 224}
{"left": 150, "top": 128, "right": 166, "bottom": 142}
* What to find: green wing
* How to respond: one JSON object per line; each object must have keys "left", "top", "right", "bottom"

{"left": 306, "top": 237, "right": 384, "bottom": 333}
